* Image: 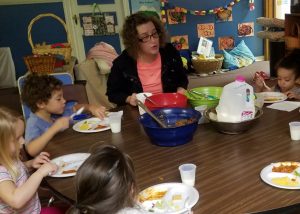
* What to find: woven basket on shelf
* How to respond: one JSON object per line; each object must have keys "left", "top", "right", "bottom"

{"left": 23, "top": 55, "right": 56, "bottom": 74}
{"left": 28, "top": 13, "right": 72, "bottom": 63}
{"left": 192, "top": 54, "right": 224, "bottom": 74}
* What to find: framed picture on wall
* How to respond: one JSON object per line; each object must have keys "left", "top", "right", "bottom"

{"left": 238, "top": 22, "right": 254, "bottom": 37}
{"left": 130, "top": 0, "right": 160, "bottom": 17}
{"left": 197, "top": 23, "right": 215, "bottom": 38}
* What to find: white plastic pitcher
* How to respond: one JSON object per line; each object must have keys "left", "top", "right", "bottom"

{"left": 216, "top": 75, "right": 255, "bottom": 122}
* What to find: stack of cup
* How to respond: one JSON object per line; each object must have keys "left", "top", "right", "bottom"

{"left": 136, "top": 92, "right": 152, "bottom": 115}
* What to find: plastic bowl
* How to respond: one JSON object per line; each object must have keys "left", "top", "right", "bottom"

{"left": 186, "top": 87, "right": 223, "bottom": 108}
{"left": 139, "top": 108, "right": 201, "bottom": 147}
{"left": 144, "top": 93, "right": 187, "bottom": 111}
{"left": 204, "top": 107, "right": 263, "bottom": 134}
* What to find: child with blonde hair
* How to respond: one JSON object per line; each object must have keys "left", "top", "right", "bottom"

{"left": 255, "top": 49, "right": 300, "bottom": 99}
{"left": 21, "top": 74, "right": 107, "bottom": 157}
{"left": 68, "top": 144, "right": 146, "bottom": 214}
{"left": 0, "top": 106, "right": 57, "bottom": 213}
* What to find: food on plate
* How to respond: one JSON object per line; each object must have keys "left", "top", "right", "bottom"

{"left": 94, "top": 124, "right": 108, "bottom": 130}
{"left": 264, "top": 97, "right": 281, "bottom": 102}
{"left": 62, "top": 169, "right": 77, "bottom": 174}
{"left": 172, "top": 194, "right": 182, "bottom": 201}
{"left": 272, "top": 162, "right": 300, "bottom": 173}
{"left": 79, "top": 121, "right": 90, "bottom": 131}
{"left": 138, "top": 188, "right": 167, "bottom": 203}
{"left": 271, "top": 177, "right": 299, "bottom": 186}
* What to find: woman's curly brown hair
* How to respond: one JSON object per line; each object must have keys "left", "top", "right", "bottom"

{"left": 121, "top": 12, "right": 167, "bottom": 59}
{"left": 21, "top": 74, "right": 62, "bottom": 113}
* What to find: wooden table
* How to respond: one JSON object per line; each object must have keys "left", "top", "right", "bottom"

{"left": 45, "top": 105, "right": 300, "bottom": 213}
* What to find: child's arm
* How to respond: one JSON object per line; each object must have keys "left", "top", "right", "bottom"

{"left": 0, "top": 162, "right": 57, "bottom": 209}
{"left": 75, "top": 104, "right": 106, "bottom": 119}
{"left": 26, "top": 117, "right": 70, "bottom": 157}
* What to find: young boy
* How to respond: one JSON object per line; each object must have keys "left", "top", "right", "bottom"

{"left": 21, "top": 74, "right": 106, "bottom": 157}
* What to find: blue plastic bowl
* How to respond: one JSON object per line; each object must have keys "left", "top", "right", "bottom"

{"left": 139, "top": 108, "right": 201, "bottom": 147}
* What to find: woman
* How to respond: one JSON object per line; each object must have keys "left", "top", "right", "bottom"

{"left": 106, "top": 12, "right": 188, "bottom": 106}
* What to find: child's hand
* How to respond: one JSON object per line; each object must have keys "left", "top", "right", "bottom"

{"left": 253, "top": 75, "right": 264, "bottom": 92}
{"left": 88, "top": 104, "right": 106, "bottom": 119}
{"left": 31, "top": 152, "right": 50, "bottom": 169}
{"left": 36, "top": 162, "right": 58, "bottom": 177}
{"left": 53, "top": 116, "right": 70, "bottom": 131}
{"left": 285, "top": 91, "right": 300, "bottom": 100}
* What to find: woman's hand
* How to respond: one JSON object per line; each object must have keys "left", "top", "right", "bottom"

{"left": 88, "top": 104, "right": 106, "bottom": 119}
{"left": 31, "top": 152, "right": 51, "bottom": 169}
{"left": 126, "top": 93, "right": 137, "bottom": 106}
{"left": 177, "top": 87, "right": 186, "bottom": 95}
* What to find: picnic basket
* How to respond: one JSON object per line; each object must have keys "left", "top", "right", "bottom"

{"left": 23, "top": 54, "right": 56, "bottom": 74}
{"left": 192, "top": 54, "right": 224, "bottom": 74}
{"left": 27, "top": 13, "right": 72, "bottom": 63}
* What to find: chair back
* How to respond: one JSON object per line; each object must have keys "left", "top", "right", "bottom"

{"left": 17, "top": 73, "right": 73, "bottom": 121}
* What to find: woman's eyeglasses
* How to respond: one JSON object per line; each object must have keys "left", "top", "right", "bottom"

{"left": 138, "top": 31, "right": 160, "bottom": 43}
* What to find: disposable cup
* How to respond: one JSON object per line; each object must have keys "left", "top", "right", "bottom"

{"left": 289, "top": 121, "right": 300, "bottom": 140}
{"left": 136, "top": 92, "right": 152, "bottom": 115}
{"left": 109, "top": 114, "right": 122, "bottom": 133}
{"left": 178, "top": 163, "right": 196, "bottom": 186}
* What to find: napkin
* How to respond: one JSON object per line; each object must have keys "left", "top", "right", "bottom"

{"left": 267, "top": 101, "right": 300, "bottom": 112}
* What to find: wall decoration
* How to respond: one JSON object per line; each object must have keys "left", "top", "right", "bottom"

{"left": 131, "top": 0, "right": 161, "bottom": 17}
{"left": 162, "top": 0, "right": 241, "bottom": 16}
{"left": 218, "top": 36, "right": 235, "bottom": 50}
{"left": 197, "top": 37, "right": 213, "bottom": 57}
{"left": 167, "top": 9, "right": 186, "bottom": 24}
{"left": 82, "top": 4, "right": 116, "bottom": 36}
{"left": 249, "top": 0, "right": 255, "bottom": 11}
{"left": 216, "top": 7, "right": 232, "bottom": 22}
{"left": 238, "top": 22, "right": 254, "bottom": 37}
{"left": 197, "top": 23, "right": 215, "bottom": 38}
{"left": 171, "top": 35, "right": 189, "bottom": 50}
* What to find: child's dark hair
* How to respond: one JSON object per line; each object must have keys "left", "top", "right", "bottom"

{"left": 276, "top": 49, "right": 300, "bottom": 79}
{"left": 70, "top": 145, "right": 137, "bottom": 214}
{"left": 21, "top": 74, "right": 62, "bottom": 113}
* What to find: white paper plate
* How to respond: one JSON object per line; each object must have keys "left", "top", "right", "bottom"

{"left": 257, "top": 92, "right": 287, "bottom": 104}
{"left": 72, "top": 117, "right": 110, "bottom": 133}
{"left": 50, "top": 153, "right": 90, "bottom": 177}
{"left": 260, "top": 162, "right": 300, "bottom": 189}
{"left": 138, "top": 183, "right": 199, "bottom": 214}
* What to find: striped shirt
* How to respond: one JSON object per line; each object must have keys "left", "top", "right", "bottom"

{"left": 0, "top": 161, "right": 40, "bottom": 214}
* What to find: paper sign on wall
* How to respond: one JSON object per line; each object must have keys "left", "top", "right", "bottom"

{"left": 197, "top": 23, "right": 215, "bottom": 38}
{"left": 197, "top": 37, "right": 213, "bottom": 57}
{"left": 171, "top": 35, "right": 189, "bottom": 50}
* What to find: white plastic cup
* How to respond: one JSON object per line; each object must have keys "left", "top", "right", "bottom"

{"left": 109, "top": 114, "right": 122, "bottom": 133}
{"left": 178, "top": 163, "right": 196, "bottom": 186}
{"left": 289, "top": 121, "right": 300, "bottom": 140}
{"left": 136, "top": 92, "right": 152, "bottom": 115}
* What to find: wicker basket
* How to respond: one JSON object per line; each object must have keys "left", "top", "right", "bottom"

{"left": 23, "top": 55, "right": 56, "bottom": 74}
{"left": 192, "top": 54, "right": 224, "bottom": 74}
{"left": 28, "top": 13, "right": 72, "bottom": 63}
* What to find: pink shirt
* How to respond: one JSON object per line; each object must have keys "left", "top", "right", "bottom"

{"left": 137, "top": 54, "right": 163, "bottom": 94}
{"left": 0, "top": 161, "right": 41, "bottom": 214}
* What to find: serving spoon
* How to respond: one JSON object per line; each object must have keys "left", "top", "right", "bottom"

{"left": 136, "top": 100, "right": 167, "bottom": 128}
{"left": 188, "top": 89, "right": 217, "bottom": 100}
{"left": 144, "top": 94, "right": 159, "bottom": 106}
